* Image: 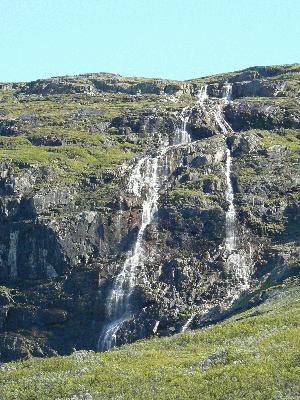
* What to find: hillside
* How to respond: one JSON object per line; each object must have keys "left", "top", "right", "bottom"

{"left": 0, "top": 63, "right": 299, "bottom": 369}
{"left": 0, "top": 280, "right": 299, "bottom": 399}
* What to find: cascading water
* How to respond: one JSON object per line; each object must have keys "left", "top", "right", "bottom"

{"left": 197, "top": 85, "right": 208, "bottom": 103}
{"left": 221, "top": 86, "right": 250, "bottom": 295}
{"left": 174, "top": 107, "right": 192, "bottom": 145}
{"left": 98, "top": 105, "right": 193, "bottom": 352}
{"left": 98, "top": 157, "right": 159, "bottom": 351}
{"left": 222, "top": 82, "right": 233, "bottom": 101}
{"left": 224, "top": 145, "right": 250, "bottom": 295}
{"left": 196, "top": 83, "right": 231, "bottom": 135}
{"left": 179, "top": 84, "right": 240, "bottom": 330}
{"left": 100, "top": 84, "right": 250, "bottom": 346}
{"left": 179, "top": 84, "right": 250, "bottom": 331}
{"left": 181, "top": 314, "right": 195, "bottom": 332}
{"left": 225, "top": 148, "right": 236, "bottom": 252}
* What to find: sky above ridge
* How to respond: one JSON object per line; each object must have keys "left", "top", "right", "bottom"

{"left": 0, "top": 0, "right": 299, "bottom": 82}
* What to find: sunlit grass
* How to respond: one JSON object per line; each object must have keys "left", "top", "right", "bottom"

{"left": 1, "top": 286, "right": 299, "bottom": 400}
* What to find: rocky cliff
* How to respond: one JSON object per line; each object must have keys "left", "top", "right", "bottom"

{"left": 0, "top": 64, "right": 299, "bottom": 361}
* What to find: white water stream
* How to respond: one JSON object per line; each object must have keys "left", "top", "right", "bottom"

{"left": 180, "top": 83, "right": 250, "bottom": 330}
{"left": 197, "top": 85, "right": 208, "bottom": 103}
{"left": 222, "top": 82, "right": 233, "bottom": 101}
{"left": 222, "top": 84, "right": 250, "bottom": 296}
{"left": 225, "top": 148, "right": 236, "bottom": 252}
{"left": 224, "top": 146, "right": 250, "bottom": 297}
{"left": 98, "top": 106, "right": 193, "bottom": 351}
{"left": 181, "top": 314, "right": 195, "bottom": 332}
{"left": 99, "top": 83, "right": 250, "bottom": 348}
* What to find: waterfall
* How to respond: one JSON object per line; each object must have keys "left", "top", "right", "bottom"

{"left": 128, "top": 157, "right": 147, "bottom": 196}
{"left": 98, "top": 158, "right": 159, "bottom": 351}
{"left": 222, "top": 82, "right": 232, "bottom": 101}
{"left": 174, "top": 107, "right": 192, "bottom": 145}
{"left": 221, "top": 84, "right": 250, "bottom": 294}
{"left": 197, "top": 85, "right": 208, "bottom": 103}
{"left": 224, "top": 146, "right": 250, "bottom": 294}
{"left": 225, "top": 148, "right": 236, "bottom": 252}
{"left": 98, "top": 105, "right": 192, "bottom": 352}
{"left": 181, "top": 314, "right": 195, "bottom": 332}
{"left": 100, "top": 84, "right": 250, "bottom": 345}
{"left": 153, "top": 320, "right": 160, "bottom": 334}
{"left": 196, "top": 83, "right": 232, "bottom": 135}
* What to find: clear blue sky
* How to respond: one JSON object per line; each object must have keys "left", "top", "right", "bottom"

{"left": 0, "top": 0, "right": 299, "bottom": 82}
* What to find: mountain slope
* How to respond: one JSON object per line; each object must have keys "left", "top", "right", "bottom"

{"left": 0, "top": 64, "right": 299, "bottom": 362}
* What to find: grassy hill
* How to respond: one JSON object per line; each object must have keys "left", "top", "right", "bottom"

{"left": 1, "top": 280, "right": 299, "bottom": 400}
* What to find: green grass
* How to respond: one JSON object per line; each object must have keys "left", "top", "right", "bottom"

{"left": 235, "top": 129, "right": 300, "bottom": 155}
{"left": 257, "top": 129, "right": 300, "bottom": 151}
{"left": 0, "top": 82, "right": 190, "bottom": 192}
{"left": 0, "top": 90, "right": 188, "bottom": 123}
{"left": 0, "top": 136, "right": 135, "bottom": 184}
{"left": 168, "top": 188, "right": 204, "bottom": 200}
{"left": 1, "top": 285, "right": 299, "bottom": 400}
{"left": 236, "top": 96, "right": 300, "bottom": 109}
{"left": 28, "top": 126, "right": 108, "bottom": 145}
{"left": 0, "top": 136, "right": 32, "bottom": 148}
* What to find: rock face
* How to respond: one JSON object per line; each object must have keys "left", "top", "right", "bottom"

{"left": 0, "top": 64, "right": 299, "bottom": 361}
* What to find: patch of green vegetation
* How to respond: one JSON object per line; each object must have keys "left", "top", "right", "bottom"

{"left": 168, "top": 188, "right": 204, "bottom": 200}
{"left": 0, "top": 286, "right": 299, "bottom": 399}
{"left": 236, "top": 130, "right": 300, "bottom": 239}
{"left": 260, "top": 191, "right": 299, "bottom": 208}
{"left": 285, "top": 78, "right": 300, "bottom": 94}
{"left": 201, "top": 174, "right": 221, "bottom": 182}
{"left": 238, "top": 96, "right": 300, "bottom": 109}
{"left": 0, "top": 136, "right": 135, "bottom": 183}
{"left": 165, "top": 171, "right": 224, "bottom": 211}
{"left": 239, "top": 166, "right": 256, "bottom": 176}
{"left": 0, "top": 91, "right": 156, "bottom": 123}
{"left": 0, "top": 136, "right": 32, "bottom": 148}
{"left": 29, "top": 126, "right": 106, "bottom": 143}
{"left": 239, "top": 128, "right": 300, "bottom": 152}
{"left": 0, "top": 96, "right": 77, "bottom": 121}
{"left": 269, "top": 63, "right": 300, "bottom": 73}
{"left": 27, "top": 127, "right": 141, "bottom": 150}
{"left": 260, "top": 129, "right": 300, "bottom": 151}
{"left": 239, "top": 204, "right": 287, "bottom": 235}
{"left": 0, "top": 285, "right": 13, "bottom": 297}
{"left": 0, "top": 89, "right": 15, "bottom": 100}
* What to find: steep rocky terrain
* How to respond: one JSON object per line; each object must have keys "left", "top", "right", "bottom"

{"left": 0, "top": 64, "right": 299, "bottom": 362}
